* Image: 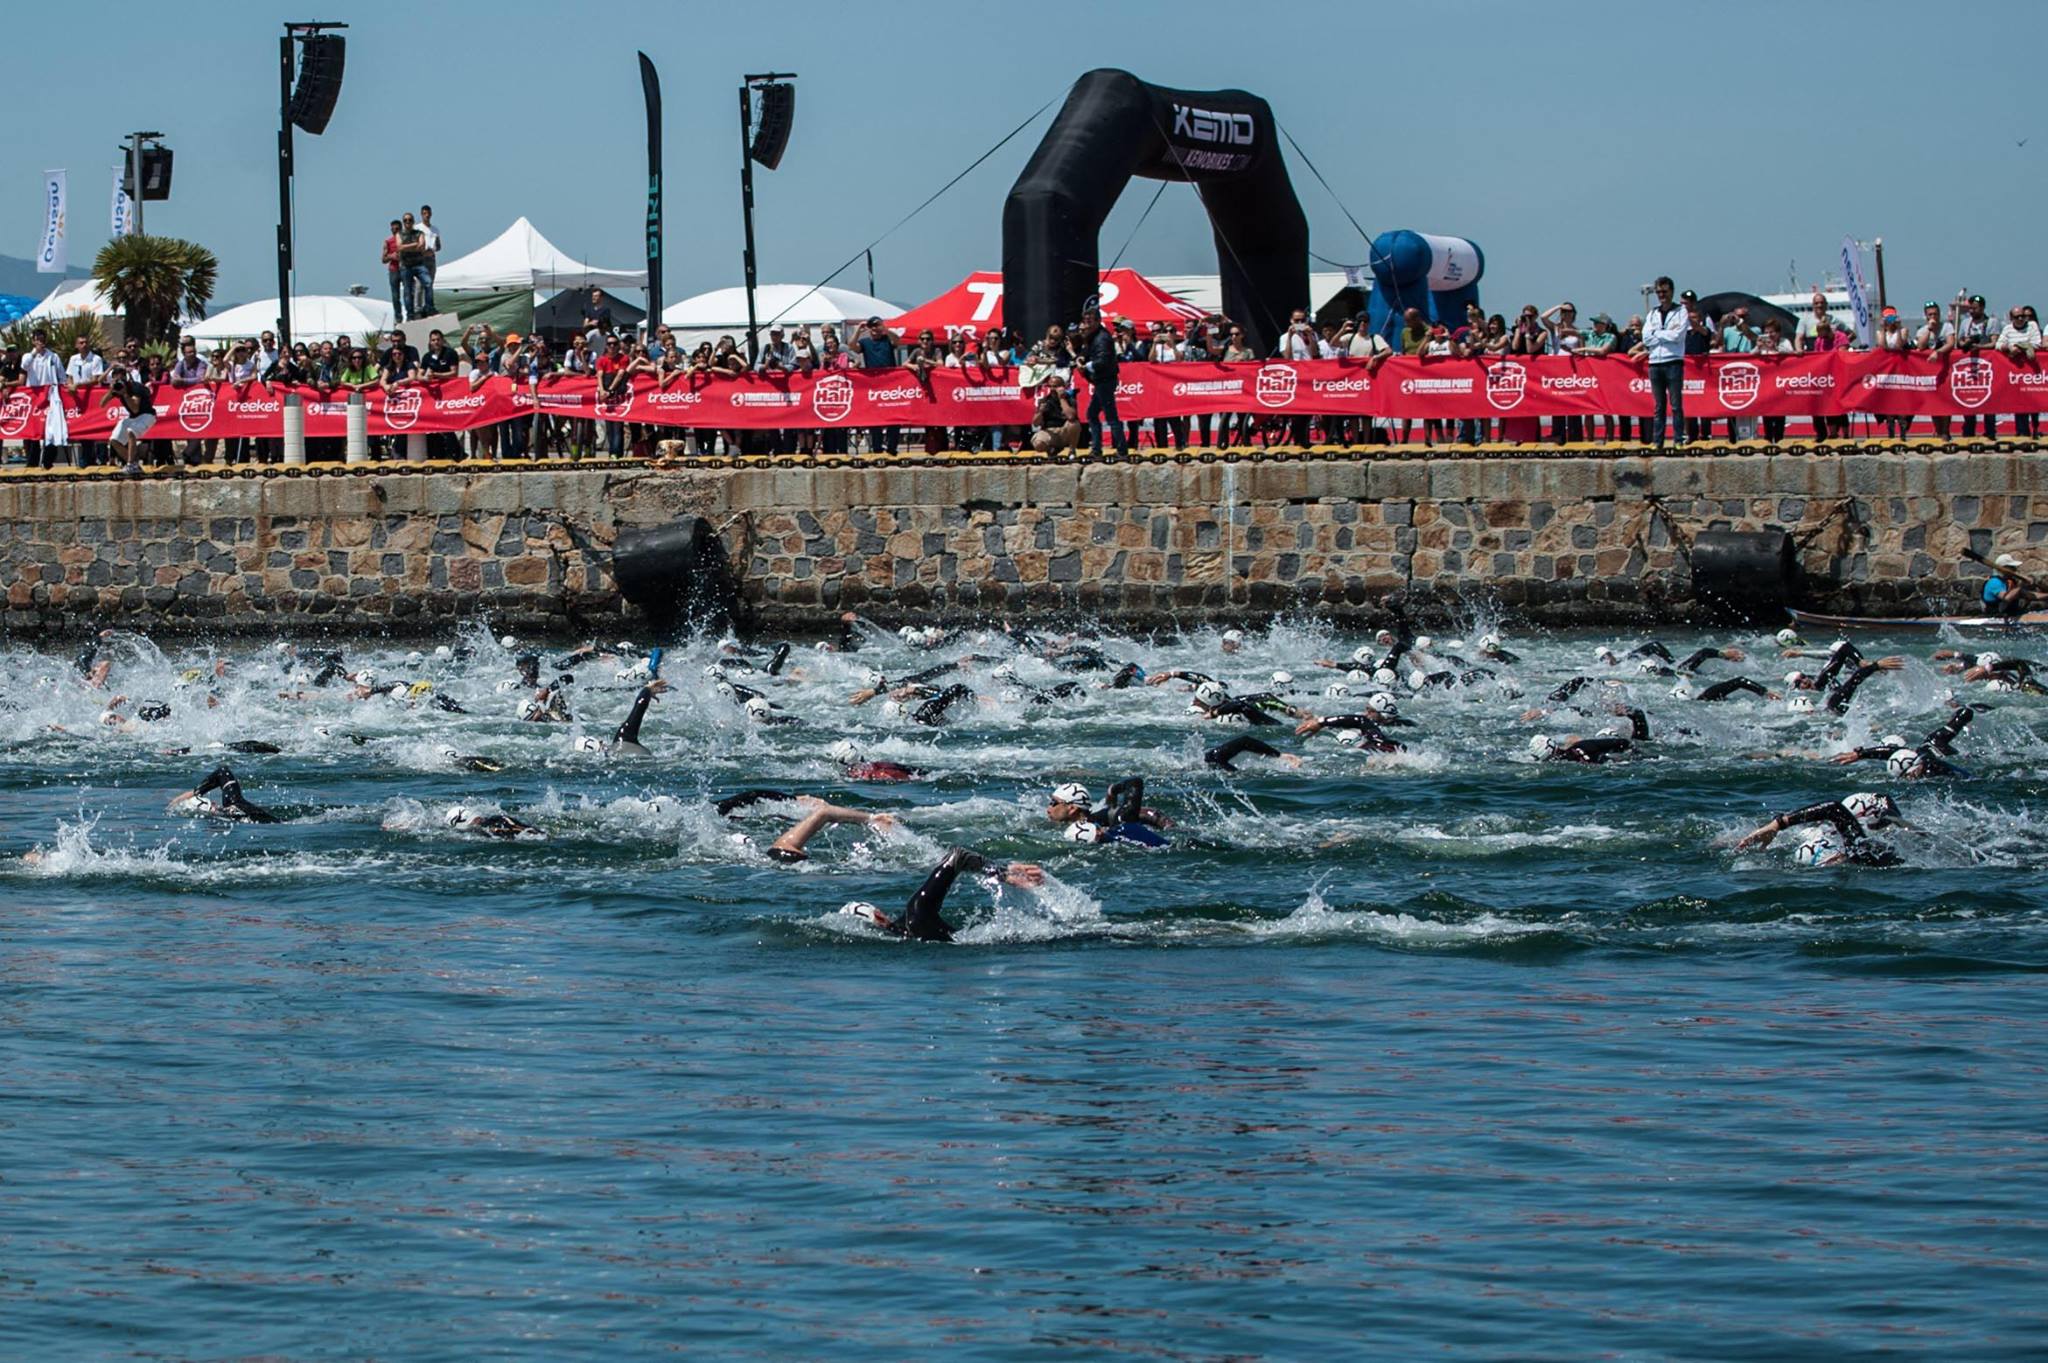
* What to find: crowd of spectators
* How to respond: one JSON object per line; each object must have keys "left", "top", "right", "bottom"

{"left": 4, "top": 274, "right": 2042, "bottom": 469}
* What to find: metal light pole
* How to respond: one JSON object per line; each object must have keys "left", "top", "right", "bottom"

{"left": 277, "top": 20, "right": 348, "bottom": 351}
{"left": 738, "top": 71, "right": 796, "bottom": 364}
{"left": 123, "top": 130, "right": 162, "bottom": 237}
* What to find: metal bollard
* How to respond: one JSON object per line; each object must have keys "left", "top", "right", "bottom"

{"left": 345, "top": 391, "right": 368, "bottom": 464}
{"left": 282, "top": 393, "right": 306, "bottom": 465}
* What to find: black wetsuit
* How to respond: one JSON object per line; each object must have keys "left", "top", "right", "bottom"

{"left": 1479, "top": 645, "right": 1522, "bottom": 665}
{"left": 890, "top": 847, "right": 1003, "bottom": 942}
{"left": 1771, "top": 800, "right": 1901, "bottom": 866}
{"left": 194, "top": 764, "right": 279, "bottom": 823}
{"left": 1546, "top": 736, "right": 1634, "bottom": 764}
{"left": 1677, "top": 647, "right": 1725, "bottom": 674}
{"left": 1549, "top": 677, "right": 1595, "bottom": 704}
{"left": 614, "top": 685, "right": 658, "bottom": 749}
{"left": 464, "top": 813, "right": 539, "bottom": 841}
{"left": 515, "top": 654, "right": 542, "bottom": 689}
{"left": 1108, "top": 662, "right": 1145, "bottom": 689}
{"left": 1319, "top": 713, "right": 1404, "bottom": 752}
{"left": 1697, "top": 677, "right": 1769, "bottom": 702}
{"left": 1630, "top": 641, "right": 1674, "bottom": 663}
{"left": 1205, "top": 735, "right": 1285, "bottom": 770}
{"left": 1204, "top": 696, "right": 1281, "bottom": 726}
{"left": 912, "top": 684, "right": 974, "bottom": 726}
{"left": 1825, "top": 663, "right": 1882, "bottom": 714}
{"left": 716, "top": 789, "right": 794, "bottom": 818}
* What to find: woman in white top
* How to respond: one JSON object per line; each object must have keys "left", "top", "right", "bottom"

{"left": 1149, "top": 325, "right": 1186, "bottom": 450}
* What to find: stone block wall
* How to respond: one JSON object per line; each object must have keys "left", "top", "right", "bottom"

{"left": 0, "top": 449, "right": 2040, "bottom": 636}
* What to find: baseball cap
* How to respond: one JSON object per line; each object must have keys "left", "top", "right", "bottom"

{"left": 502, "top": 331, "right": 521, "bottom": 343}
{"left": 1971, "top": 294, "right": 1986, "bottom": 306}
{"left": 1680, "top": 289, "right": 1698, "bottom": 302}
{"left": 864, "top": 315, "right": 881, "bottom": 325}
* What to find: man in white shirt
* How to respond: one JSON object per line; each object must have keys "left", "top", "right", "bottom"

{"left": 419, "top": 204, "right": 442, "bottom": 309}
{"left": 1637, "top": 276, "right": 1689, "bottom": 448}
{"left": 1272, "top": 308, "right": 1317, "bottom": 444}
{"left": 21, "top": 329, "right": 71, "bottom": 468}
{"left": 64, "top": 336, "right": 108, "bottom": 466}
{"left": 2000, "top": 306, "right": 2042, "bottom": 436}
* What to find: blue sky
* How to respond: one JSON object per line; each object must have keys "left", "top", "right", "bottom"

{"left": 7, "top": 0, "right": 2040, "bottom": 320}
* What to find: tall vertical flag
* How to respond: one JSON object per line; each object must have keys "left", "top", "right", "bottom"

{"left": 38, "top": 170, "right": 67, "bottom": 273}
{"left": 1840, "top": 235, "right": 1873, "bottom": 349}
{"left": 638, "top": 52, "right": 663, "bottom": 328}
{"left": 112, "top": 162, "right": 135, "bottom": 238}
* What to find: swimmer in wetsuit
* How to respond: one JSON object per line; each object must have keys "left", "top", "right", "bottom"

{"left": 827, "top": 739, "right": 924, "bottom": 782}
{"left": 910, "top": 683, "right": 975, "bottom": 726}
{"left": 1528, "top": 729, "right": 1636, "bottom": 764}
{"left": 1046, "top": 778, "right": 1173, "bottom": 845}
{"left": 599, "top": 680, "right": 668, "bottom": 756}
{"left": 1204, "top": 735, "right": 1304, "bottom": 771}
{"left": 1829, "top": 707, "right": 1976, "bottom": 775}
{"left": 443, "top": 804, "right": 545, "bottom": 840}
{"left": 837, "top": 847, "right": 1047, "bottom": 941}
{"left": 1733, "top": 794, "right": 1903, "bottom": 866}
{"left": 1293, "top": 711, "right": 1405, "bottom": 751}
{"left": 168, "top": 764, "right": 280, "bottom": 823}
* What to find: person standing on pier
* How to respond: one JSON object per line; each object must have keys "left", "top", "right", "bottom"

{"left": 1081, "top": 312, "right": 1128, "bottom": 457}
{"left": 1638, "top": 276, "right": 1688, "bottom": 449}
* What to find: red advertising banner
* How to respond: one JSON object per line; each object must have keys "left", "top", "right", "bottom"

{"left": 3, "top": 352, "right": 2046, "bottom": 442}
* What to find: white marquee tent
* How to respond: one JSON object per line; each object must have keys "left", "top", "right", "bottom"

{"left": 181, "top": 295, "right": 395, "bottom": 344}
{"left": 659, "top": 284, "right": 901, "bottom": 349}
{"left": 433, "top": 217, "right": 647, "bottom": 293}
{"left": 25, "top": 279, "right": 119, "bottom": 321}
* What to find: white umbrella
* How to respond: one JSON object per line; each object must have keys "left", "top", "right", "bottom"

{"left": 181, "top": 295, "right": 396, "bottom": 344}
{"left": 660, "top": 283, "right": 900, "bottom": 350}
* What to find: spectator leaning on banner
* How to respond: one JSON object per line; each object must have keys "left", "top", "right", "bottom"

{"left": 1954, "top": 293, "right": 1998, "bottom": 439}
{"left": 1637, "top": 276, "right": 1688, "bottom": 449}
{"left": 1999, "top": 306, "right": 2041, "bottom": 437}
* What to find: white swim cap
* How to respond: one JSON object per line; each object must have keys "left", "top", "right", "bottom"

{"left": 1334, "top": 727, "right": 1367, "bottom": 747}
{"left": 405, "top": 651, "right": 423, "bottom": 664}
{"left": 1829, "top": 638, "right": 1852, "bottom": 655}
{"left": 744, "top": 696, "right": 774, "bottom": 719}
{"left": 1345, "top": 669, "right": 1371, "bottom": 684}
{"left": 1194, "top": 681, "right": 1228, "bottom": 706}
{"left": 1886, "top": 748, "right": 1924, "bottom": 779}
{"left": 837, "top": 900, "right": 883, "bottom": 923}
{"left": 1842, "top": 791, "right": 1894, "bottom": 826}
{"left": 1372, "top": 667, "right": 1397, "bottom": 687}
{"left": 1776, "top": 627, "right": 1800, "bottom": 646}
{"left": 714, "top": 680, "right": 737, "bottom": 700}
{"left": 1413, "top": 635, "right": 1432, "bottom": 651}
{"left": 1793, "top": 829, "right": 1843, "bottom": 868}
{"left": 990, "top": 662, "right": 1014, "bottom": 681}
{"left": 435, "top": 744, "right": 459, "bottom": 759}
{"left": 1324, "top": 682, "right": 1351, "bottom": 698}
{"left": 272, "top": 640, "right": 291, "bottom": 653}
{"left": 898, "top": 625, "right": 920, "bottom": 640}
{"left": 1597, "top": 723, "right": 1626, "bottom": 738}
{"left": 860, "top": 667, "right": 886, "bottom": 688}
{"left": 574, "top": 735, "right": 603, "bottom": 752}
{"left": 1270, "top": 670, "right": 1294, "bottom": 687}
{"left": 1478, "top": 633, "right": 1501, "bottom": 652}
{"left": 1975, "top": 651, "right": 2003, "bottom": 668}
{"left": 1374, "top": 629, "right": 1395, "bottom": 646}
{"left": 1787, "top": 693, "right": 1817, "bottom": 713}
{"left": 1637, "top": 658, "right": 1664, "bottom": 674}
{"left": 1784, "top": 671, "right": 1808, "bottom": 688}
{"left": 1352, "top": 645, "right": 1377, "bottom": 666}
{"left": 1880, "top": 733, "right": 1907, "bottom": 750}
{"left": 1529, "top": 734, "right": 1557, "bottom": 759}
{"left": 881, "top": 699, "right": 904, "bottom": 717}
{"left": 433, "top": 645, "right": 452, "bottom": 659}
{"left": 1989, "top": 678, "right": 2021, "bottom": 693}
{"left": 827, "top": 739, "right": 859, "bottom": 765}
{"left": 500, "top": 635, "right": 517, "bottom": 648}
{"left": 444, "top": 804, "right": 471, "bottom": 826}
{"left": 354, "top": 670, "right": 376, "bottom": 688}
{"left": 1595, "top": 646, "right": 1618, "bottom": 664}
{"left": 1064, "top": 820, "right": 1105, "bottom": 843}
{"left": 1670, "top": 681, "right": 1694, "bottom": 700}
{"left": 1406, "top": 669, "right": 1428, "bottom": 691}
{"left": 918, "top": 627, "right": 945, "bottom": 647}
{"left": 1369, "top": 691, "right": 1398, "bottom": 714}
{"left": 1052, "top": 782, "right": 1091, "bottom": 807}
{"left": 1221, "top": 628, "right": 1245, "bottom": 645}
{"left": 170, "top": 793, "right": 209, "bottom": 815}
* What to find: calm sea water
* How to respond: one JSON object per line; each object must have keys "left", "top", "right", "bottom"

{"left": 2, "top": 621, "right": 2043, "bottom": 1361}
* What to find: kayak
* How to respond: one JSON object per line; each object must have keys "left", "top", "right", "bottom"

{"left": 1787, "top": 608, "right": 2048, "bottom": 634}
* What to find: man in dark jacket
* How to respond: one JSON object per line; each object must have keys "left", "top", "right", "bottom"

{"left": 1081, "top": 314, "right": 1128, "bottom": 456}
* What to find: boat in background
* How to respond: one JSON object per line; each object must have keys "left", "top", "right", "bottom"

{"left": 1788, "top": 607, "right": 2048, "bottom": 634}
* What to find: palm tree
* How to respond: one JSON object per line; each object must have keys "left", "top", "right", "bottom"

{"left": 92, "top": 235, "right": 218, "bottom": 345}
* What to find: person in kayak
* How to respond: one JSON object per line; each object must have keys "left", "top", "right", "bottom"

{"left": 1046, "top": 778, "right": 1173, "bottom": 846}
{"left": 837, "top": 848, "right": 1046, "bottom": 942}
{"left": 1981, "top": 553, "right": 2032, "bottom": 618}
{"left": 1733, "top": 793, "right": 1904, "bottom": 866}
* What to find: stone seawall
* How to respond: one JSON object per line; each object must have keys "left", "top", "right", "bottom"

{"left": 0, "top": 449, "right": 2040, "bottom": 636}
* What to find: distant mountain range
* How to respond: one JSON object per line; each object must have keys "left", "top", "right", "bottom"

{"left": 0, "top": 253, "right": 85, "bottom": 301}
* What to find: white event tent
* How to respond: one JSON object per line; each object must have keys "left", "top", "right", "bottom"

{"left": 660, "top": 284, "right": 900, "bottom": 350}
{"left": 433, "top": 217, "right": 648, "bottom": 293}
{"left": 25, "top": 279, "right": 119, "bottom": 321}
{"left": 181, "top": 295, "right": 395, "bottom": 344}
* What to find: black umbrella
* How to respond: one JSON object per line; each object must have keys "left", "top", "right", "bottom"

{"left": 1691, "top": 290, "right": 1799, "bottom": 337}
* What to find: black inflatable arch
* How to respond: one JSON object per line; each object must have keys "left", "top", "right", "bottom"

{"left": 1002, "top": 69, "right": 1310, "bottom": 356}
